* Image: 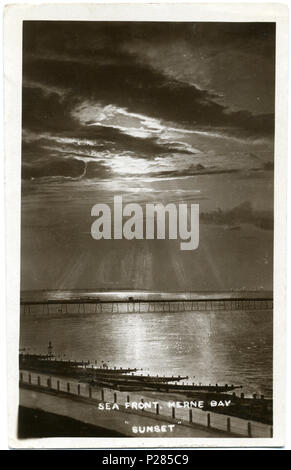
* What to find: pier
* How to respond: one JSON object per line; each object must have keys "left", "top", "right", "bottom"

{"left": 20, "top": 290, "right": 273, "bottom": 317}
{"left": 19, "top": 370, "right": 272, "bottom": 438}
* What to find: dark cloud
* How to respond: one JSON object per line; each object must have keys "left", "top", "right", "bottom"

{"left": 201, "top": 201, "right": 273, "bottom": 230}
{"left": 139, "top": 164, "right": 242, "bottom": 180}
{"left": 21, "top": 21, "right": 275, "bottom": 183}
{"left": 22, "top": 21, "right": 275, "bottom": 139}
{"left": 22, "top": 86, "right": 75, "bottom": 133}
{"left": 22, "top": 157, "right": 85, "bottom": 180}
{"left": 21, "top": 121, "right": 199, "bottom": 181}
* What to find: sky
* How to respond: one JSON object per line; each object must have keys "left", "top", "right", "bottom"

{"left": 21, "top": 22, "right": 275, "bottom": 292}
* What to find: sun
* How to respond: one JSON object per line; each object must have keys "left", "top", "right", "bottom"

{"left": 109, "top": 155, "right": 155, "bottom": 176}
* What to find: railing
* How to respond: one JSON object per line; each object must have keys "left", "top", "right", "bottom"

{"left": 19, "top": 370, "right": 272, "bottom": 438}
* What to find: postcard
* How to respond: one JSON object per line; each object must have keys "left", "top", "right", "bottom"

{"left": 4, "top": 2, "right": 288, "bottom": 448}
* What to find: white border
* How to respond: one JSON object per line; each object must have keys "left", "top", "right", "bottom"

{"left": 4, "top": 2, "right": 288, "bottom": 449}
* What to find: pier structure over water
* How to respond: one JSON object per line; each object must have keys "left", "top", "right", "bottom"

{"left": 20, "top": 290, "right": 273, "bottom": 317}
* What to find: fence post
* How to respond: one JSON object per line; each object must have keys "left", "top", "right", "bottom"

{"left": 28, "top": 373, "right": 31, "bottom": 384}
{"left": 101, "top": 389, "right": 104, "bottom": 401}
{"left": 189, "top": 409, "right": 192, "bottom": 423}
{"left": 37, "top": 376, "right": 40, "bottom": 386}
{"left": 227, "top": 417, "right": 231, "bottom": 433}
{"left": 78, "top": 384, "right": 80, "bottom": 395}
{"left": 47, "top": 377, "right": 51, "bottom": 388}
{"left": 114, "top": 392, "right": 117, "bottom": 403}
{"left": 67, "top": 382, "right": 70, "bottom": 393}
{"left": 247, "top": 421, "right": 252, "bottom": 437}
{"left": 20, "top": 372, "right": 23, "bottom": 383}
{"left": 172, "top": 406, "right": 175, "bottom": 419}
{"left": 207, "top": 413, "right": 211, "bottom": 428}
{"left": 156, "top": 403, "right": 159, "bottom": 415}
{"left": 57, "top": 380, "right": 60, "bottom": 391}
{"left": 127, "top": 395, "right": 130, "bottom": 403}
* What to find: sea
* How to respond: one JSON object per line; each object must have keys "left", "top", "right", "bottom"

{"left": 20, "top": 308, "right": 273, "bottom": 398}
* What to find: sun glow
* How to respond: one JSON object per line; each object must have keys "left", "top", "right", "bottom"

{"left": 109, "top": 155, "right": 156, "bottom": 175}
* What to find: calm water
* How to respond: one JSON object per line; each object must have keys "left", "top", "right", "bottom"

{"left": 20, "top": 310, "right": 273, "bottom": 397}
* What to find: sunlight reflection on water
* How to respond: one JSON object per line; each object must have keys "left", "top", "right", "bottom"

{"left": 20, "top": 309, "right": 272, "bottom": 397}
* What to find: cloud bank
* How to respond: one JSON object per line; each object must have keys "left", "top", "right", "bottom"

{"left": 22, "top": 22, "right": 275, "bottom": 182}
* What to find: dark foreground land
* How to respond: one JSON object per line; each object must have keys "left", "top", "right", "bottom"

{"left": 18, "top": 406, "right": 125, "bottom": 438}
